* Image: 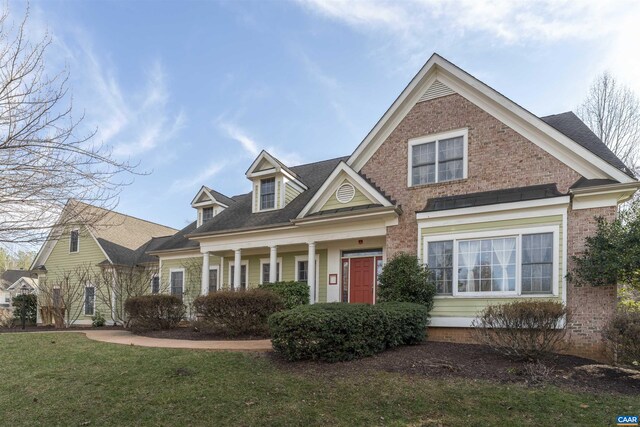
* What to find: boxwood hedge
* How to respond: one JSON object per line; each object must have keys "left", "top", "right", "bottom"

{"left": 258, "top": 281, "right": 309, "bottom": 309}
{"left": 268, "top": 302, "right": 430, "bottom": 362}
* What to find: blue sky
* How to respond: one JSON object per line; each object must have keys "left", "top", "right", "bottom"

{"left": 20, "top": 0, "right": 640, "bottom": 231}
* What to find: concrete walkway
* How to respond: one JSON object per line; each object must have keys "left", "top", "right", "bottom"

{"left": 82, "top": 330, "right": 273, "bottom": 351}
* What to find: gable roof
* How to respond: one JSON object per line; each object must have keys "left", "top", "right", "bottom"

{"left": 6, "top": 276, "right": 37, "bottom": 291}
{"left": 32, "top": 201, "right": 178, "bottom": 268}
{"left": 189, "top": 156, "right": 348, "bottom": 237}
{"left": 347, "top": 53, "right": 635, "bottom": 184}
{"left": 540, "top": 112, "right": 634, "bottom": 177}
{"left": 191, "top": 186, "right": 236, "bottom": 207}
{"left": 1, "top": 269, "right": 38, "bottom": 290}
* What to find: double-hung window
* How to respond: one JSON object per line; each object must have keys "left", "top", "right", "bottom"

{"left": 170, "top": 270, "right": 184, "bottom": 300}
{"left": 202, "top": 207, "right": 214, "bottom": 223}
{"left": 261, "top": 262, "right": 280, "bottom": 284}
{"left": 260, "top": 178, "right": 275, "bottom": 210}
{"left": 70, "top": 229, "right": 79, "bottom": 253}
{"left": 410, "top": 130, "right": 466, "bottom": 186}
{"left": 209, "top": 268, "right": 218, "bottom": 293}
{"left": 297, "top": 261, "right": 308, "bottom": 282}
{"left": 426, "top": 231, "right": 555, "bottom": 297}
{"left": 151, "top": 275, "right": 160, "bottom": 294}
{"left": 230, "top": 264, "right": 247, "bottom": 289}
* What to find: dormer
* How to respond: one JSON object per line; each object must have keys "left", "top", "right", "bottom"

{"left": 245, "top": 151, "right": 308, "bottom": 213}
{"left": 191, "top": 186, "right": 234, "bottom": 227}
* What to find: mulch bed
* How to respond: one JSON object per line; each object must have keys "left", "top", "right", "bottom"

{"left": 0, "top": 325, "right": 124, "bottom": 333}
{"left": 135, "top": 327, "right": 268, "bottom": 341}
{"left": 267, "top": 341, "right": 640, "bottom": 395}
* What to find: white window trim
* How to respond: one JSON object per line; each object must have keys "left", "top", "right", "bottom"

{"left": 407, "top": 128, "right": 468, "bottom": 187}
{"left": 169, "top": 268, "right": 185, "bottom": 297}
{"left": 294, "top": 255, "right": 320, "bottom": 284}
{"left": 423, "top": 225, "right": 559, "bottom": 298}
{"left": 259, "top": 257, "right": 283, "bottom": 284}
{"left": 259, "top": 177, "right": 277, "bottom": 211}
{"left": 84, "top": 285, "right": 95, "bottom": 316}
{"left": 69, "top": 228, "right": 80, "bottom": 254}
{"left": 228, "top": 260, "right": 249, "bottom": 287}
{"left": 150, "top": 274, "right": 160, "bottom": 294}
{"left": 208, "top": 265, "right": 220, "bottom": 291}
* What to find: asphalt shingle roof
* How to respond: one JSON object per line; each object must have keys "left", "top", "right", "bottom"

{"left": 540, "top": 112, "right": 634, "bottom": 178}
{"left": 1, "top": 269, "right": 38, "bottom": 290}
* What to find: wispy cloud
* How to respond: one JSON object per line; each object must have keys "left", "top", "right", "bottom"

{"left": 169, "top": 161, "right": 227, "bottom": 192}
{"left": 216, "top": 119, "right": 304, "bottom": 166}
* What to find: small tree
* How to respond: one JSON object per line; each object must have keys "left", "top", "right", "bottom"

{"left": 11, "top": 293, "right": 37, "bottom": 325}
{"left": 377, "top": 252, "right": 436, "bottom": 311}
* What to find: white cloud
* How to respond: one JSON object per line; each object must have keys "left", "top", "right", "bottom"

{"left": 216, "top": 120, "right": 304, "bottom": 166}
{"left": 169, "top": 161, "right": 227, "bottom": 192}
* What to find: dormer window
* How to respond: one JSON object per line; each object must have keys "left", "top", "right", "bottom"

{"left": 202, "top": 207, "right": 214, "bottom": 222}
{"left": 260, "top": 178, "right": 275, "bottom": 210}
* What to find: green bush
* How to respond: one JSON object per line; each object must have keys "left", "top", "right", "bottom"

{"left": 471, "top": 300, "right": 567, "bottom": 361}
{"left": 11, "top": 294, "right": 37, "bottom": 325}
{"left": 258, "top": 281, "right": 309, "bottom": 309}
{"left": 269, "top": 302, "right": 429, "bottom": 362}
{"left": 377, "top": 252, "right": 436, "bottom": 310}
{"left": 193, "top": 289, "right": 284, "bottom": 338}
{"left": 124, "top": 295, "right": 185, "bottom": 331}
{"left": 92, "top": 310, "right": 106, "bottom": 327}
{"left": 603, "top": 309, "right": 640, "bottom": 368}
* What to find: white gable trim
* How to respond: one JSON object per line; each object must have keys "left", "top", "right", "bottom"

{"left": 297, "top": 162, "right": 393, "bottom": 218}
{"left": 31, "top": 225, "right": 114, "bottom": 269}
{"left": 347, "top": 54, "right": 634, "bottom": 183}
{"left": 190, "top": 186, "right": 229, "bottom": 209}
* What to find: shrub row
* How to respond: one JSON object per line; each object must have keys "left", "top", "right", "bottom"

{"left": 194, "top": 289, "right": 284, "bottom": 338}
{"left": 258, "top": 281, "right": 309, "bottom": 309}
{"left": 124, "top": 295, "right": 185, "bottom": 331}
{"left": 268, "top": 302, "right": 430, "bottom": 362}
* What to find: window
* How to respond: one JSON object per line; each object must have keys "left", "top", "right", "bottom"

{"left": 230, "top": 264, "right": 247, "bottom": 289}
{"left": 151, "top": 276, "right": 160, "bottom": 294}
{"left": 410, "top": 132, "right": 465, "bottom": 186}
{"left": 522, "top": 233, "right": 554, "bottom": 294}
{"left": 84, "top": 286, "right": 95, "bottom": 316}
{"left": 260, "top": 178, "right": 275, "bottom": 210}
{"left": 427, "top": 241, "right": 453, "bottom": 294}
{"left": 70, "top": 229, "right": 79, "bottom": 253}
{"left": 170, "top": 270, "right": 184, "bottom": 300}
{"left": 209, "top": 268, "right": 218, "bottom": 293}
{"left": 202, "top": 207, "right": 214, "bottom": 222}
{"left": 426, "top": 231, "right": 555, "bottom": 296}
{"left": 297, "top": 261, "right": 308, "bottom": 282}
{"left": 261, "top": 262, "right": 280, "bottom": 284}
{"left": 458, "top": 237, "right": 516, "bottom": 293}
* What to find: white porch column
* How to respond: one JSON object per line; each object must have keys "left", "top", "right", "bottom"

{"left": 201, "top": 252, "right": 210, "bottom": 296}
{"left": 308, "top": 242, "right": 316, "bottom": 304}
{"left": 269, "top": 245, "right": 278, "bottom": 283}
{"left": 233, "top": 249, "right": 242, "bottom": 290}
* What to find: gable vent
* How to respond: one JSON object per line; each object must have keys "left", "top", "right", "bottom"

{"left": 336, "top": 183, "right": 356, "bottom": 204}
{"left": 418, "top": 80, "right": 455, "bottom": 103}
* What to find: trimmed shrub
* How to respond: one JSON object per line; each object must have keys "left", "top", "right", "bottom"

{"left": 268, "top": 302, "right": 429, "bottom": 362}
{"left": 92, "top": 310, "right": 106, "bottom": 327}
{"left": 471, "top": 300, "right": 567, "bottom": 361}
{"left": 377, "top": 252, "right": 436, "bottom": 310}
{"left": 12, "top": 294, "right": 37, "bottom": 325}
{"left": 194, "top": 289, "right": 284, "bottom": 338}
{"left": 124, "top": 295, "right": 185, "bottom": 331}
{"left": 259, "top": 281, "right": 309, "bottom": 309}
{"left": 603, "top": 309, "right": 640, "bottom": 368}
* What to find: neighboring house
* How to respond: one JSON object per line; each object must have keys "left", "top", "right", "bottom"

{"left": 30, "top": 201, "right": 177, "bottom": 325}
{"left": 0, "top": 270, "right": 38, "bottom": 309}
{"left": 37, "top": 54, "right": 638, "bottom": 359}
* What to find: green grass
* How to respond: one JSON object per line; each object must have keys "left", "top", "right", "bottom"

{"left": 0, "top": 333, "right": 637, "bottom": 426}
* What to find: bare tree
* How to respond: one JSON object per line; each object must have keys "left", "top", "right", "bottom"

{"left": 577, "top": 71, "right": 640, "bottom": 173}
{"left": 180, "top": 257, "right": 203, "bottom": 319}
{"left": 0, "top": 6, "right": 138, "bottom": 247}
{"left": 37, "top": 263, "right": 93, "bottom": 327}
{"left": 94, "top": 264, "right": 160, "bottom": 326}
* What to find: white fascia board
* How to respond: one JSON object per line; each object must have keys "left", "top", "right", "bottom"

{"left": 416, "top": 196, "right": 570, "bottom": 221}
{"left": 347, "top": 54, "right": 634, "bottom": 183}
{"left": 571, "top": 182, "right": 640, "bottom": 210}
{"left": 297, "top": 162, "right": 393, "bottom": 218}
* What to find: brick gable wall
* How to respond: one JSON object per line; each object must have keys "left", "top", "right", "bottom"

{"left": 360, "top": 93, "right": 617, "bottom": 361}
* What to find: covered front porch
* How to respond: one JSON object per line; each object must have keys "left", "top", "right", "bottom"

{"left": 195, "top": 211, "right": 396, "bottom": 304}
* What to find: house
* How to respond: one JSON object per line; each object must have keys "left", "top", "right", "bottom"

{"left": 34, "top": 54, "right": 637, "bottom": 359}
{"left": 30, "top": 201, "right": 177, "bottom": 325}
{"left": 0, "top": 269, "right": 38, "bottom": 308}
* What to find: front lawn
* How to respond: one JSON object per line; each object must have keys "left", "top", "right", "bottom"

{"left": 0, "top": 333, "right": 637, "bottom": 426}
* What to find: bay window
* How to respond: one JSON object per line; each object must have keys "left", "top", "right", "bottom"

{"left": 426, "top": 230, "right": 556, "bottom": 297}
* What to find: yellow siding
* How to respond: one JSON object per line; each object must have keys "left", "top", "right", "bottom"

{"left": 320, "top": 179, "right": 373, "bottom": 211}
{"left": 42, "top": 227, "right": 109, "bottom": 321}
{"left": 421, "top": 215, "right": 564, "bottom": 318}
{"left": 284, "top": 182, "right": 301, "bottom": 205}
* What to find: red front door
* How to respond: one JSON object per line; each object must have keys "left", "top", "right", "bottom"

{"left": 349, "top": 257, "right": 375, "bottom": 304}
